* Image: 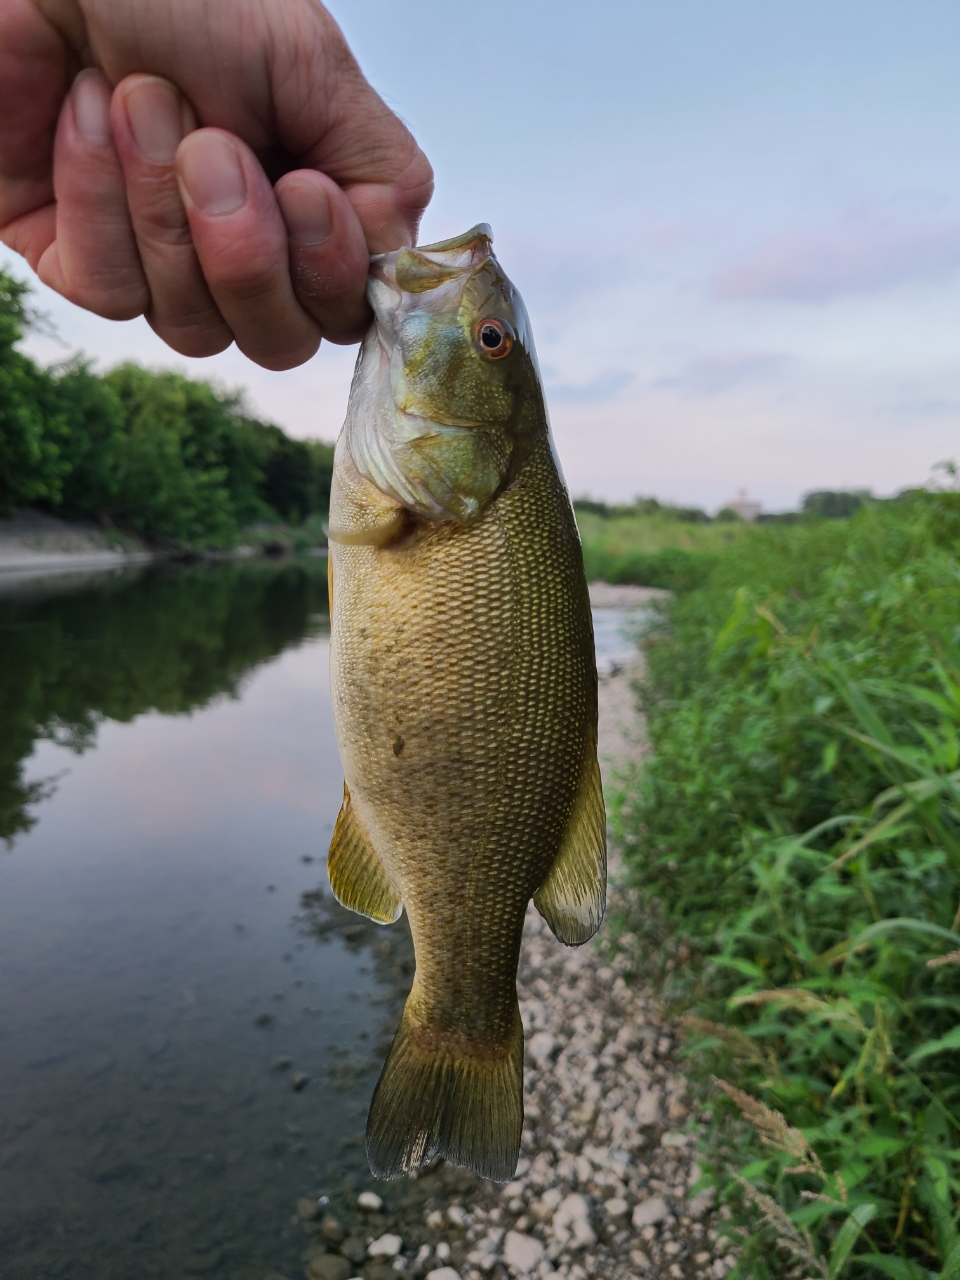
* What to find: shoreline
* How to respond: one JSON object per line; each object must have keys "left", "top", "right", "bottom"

{"left": 0, "top": 507, "right": 327, "bottom": 586}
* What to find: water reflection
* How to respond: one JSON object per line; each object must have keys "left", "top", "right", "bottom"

{"left": 0, "top": 560, "right": 391, "bottom": 1280}
{"left": 0, "top": 560, "right": 331, "bottom": 843}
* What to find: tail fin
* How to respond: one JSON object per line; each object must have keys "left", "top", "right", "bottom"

{"left": 366, "top": 1000, "right": 523, "bottom": 1183}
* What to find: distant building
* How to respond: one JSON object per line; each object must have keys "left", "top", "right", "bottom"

{"left": 720, "top": 489, "right": 762, "bottom": 522}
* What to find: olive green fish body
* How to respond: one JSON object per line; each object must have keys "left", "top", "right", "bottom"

{"left": 328, "top": 227, "right": 605, "bottom": 1181}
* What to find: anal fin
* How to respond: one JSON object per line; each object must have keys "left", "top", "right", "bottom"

{"left": 328, "top": 783, "right": 402, "bottom": 924}
{"left": 534, "top": 750, "right": 606, "bottom": 945}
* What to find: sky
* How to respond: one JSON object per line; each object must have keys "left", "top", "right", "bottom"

{"left": 6, "top": 0, "right": 960, "bottom": 512}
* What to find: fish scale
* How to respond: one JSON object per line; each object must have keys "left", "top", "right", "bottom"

{"left": 327, "top": 225, "right": 605, "bottom": 1181}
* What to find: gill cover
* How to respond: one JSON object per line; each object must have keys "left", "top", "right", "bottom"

{"left": 344, "top": 225, "right": 541, "bottom": 524}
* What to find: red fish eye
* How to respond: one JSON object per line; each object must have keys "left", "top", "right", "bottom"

{"left": 475, "top": 318, "right": 513, "bottom": 359}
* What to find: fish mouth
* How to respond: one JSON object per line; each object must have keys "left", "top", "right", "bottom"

{"left": 368, "top": 225, "right": 495, "bottom": 317}
{"left": 370, "top": 223, "right": 493, "bottom": 266}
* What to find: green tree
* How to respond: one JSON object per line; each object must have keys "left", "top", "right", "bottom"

{"left": 0, "top": 273, "right": 67, "bottom": 512}
{"left": 254, "top": 422, "right": 335, "bottom": 523}
{"left": 0, "top": 268, "right": 336, "bottom": 544}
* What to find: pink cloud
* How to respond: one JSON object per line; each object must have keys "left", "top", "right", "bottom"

{"left": 714, "top": 216, "right": 960, "bottom": 303}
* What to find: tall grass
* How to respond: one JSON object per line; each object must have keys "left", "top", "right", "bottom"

{"left": 614, "top": 483, "right": 960, "bottom": 1278}
{"left": 575, "top": 507, "right": 749, "bottom": 588}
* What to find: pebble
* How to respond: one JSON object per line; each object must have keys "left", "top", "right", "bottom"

{"left": 357, "top": 1191, "right": 384, "bottom": 1211}
{"left": 503, "top": 1230, "right": 544, "bottom": 1273}
{"left": 339, "top": 1237, "right": 367, "bottom": 1265}
{"left": 304, "top": 1256, "right": 352, "bottom": 1280}
{"left": 527, "top": 1030, "right": 558, "bottom": 1066}
{"left": 633, "top": 1196, "right": 670, "bottom": 1229}
{"left": 319, "top": 1213, "right": 346, "bottom": 1244}
{"left": 424, "top": 1270, "right": 460, "bottom": 1280}
{"left": 367, "top": 1234, "right": 403, "bottom": 1258}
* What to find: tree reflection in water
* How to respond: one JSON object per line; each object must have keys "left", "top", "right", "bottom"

{"left": 0, "top": 558, "right": 329, "bottom": 844}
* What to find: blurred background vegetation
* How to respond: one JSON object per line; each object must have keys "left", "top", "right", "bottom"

{"left": 611, "top": 477, "right": 960, "bottom": 1278}
{"left": 0, "top": 271, "right": 333, "bottom": 550}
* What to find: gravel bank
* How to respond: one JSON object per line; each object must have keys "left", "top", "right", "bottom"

{"left": 287, "top": 644, "right": 728, "bottom": 1280}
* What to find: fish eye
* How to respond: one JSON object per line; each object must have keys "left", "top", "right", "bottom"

{"left": 475, "top": 317, "right": 514, "bottom": 359}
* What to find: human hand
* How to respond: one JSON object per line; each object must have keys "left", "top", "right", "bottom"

{"left": 0, "top": 0, "right": 433, "bottom": 368}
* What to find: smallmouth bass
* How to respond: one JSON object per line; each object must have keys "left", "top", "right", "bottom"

{"left": 327, "top": 225, "right": 605, "bottom": 1182}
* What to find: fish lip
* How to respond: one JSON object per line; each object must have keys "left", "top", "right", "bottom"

{"left": 369, "top": 223, "right": 493, "bottom": 265}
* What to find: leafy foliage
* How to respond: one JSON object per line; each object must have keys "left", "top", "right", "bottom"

{"left": 0, "top": 270, "right": 334, "bottom": 544}
{"left": 615, "top": 485, "right": 960, "bottom": 1276}
{"left": 575, "top": 504, "right": 747, "bottom": 589}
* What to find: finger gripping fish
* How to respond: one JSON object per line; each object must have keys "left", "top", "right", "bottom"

{"left": 327, "top": 225, "right": 605, "bottom": 1182}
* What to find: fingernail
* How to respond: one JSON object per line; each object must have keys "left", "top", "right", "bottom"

{"left": 178, "top": 131, "right": 246, "bottom": 216}
{"left": 278, "top": 175, "right": 332, "bottom": 246}
{"left": 124, "top": 77, "right": 185, "bottom": 165}
{"left": 73, "top": 71, "right": 111, "bottom": 146}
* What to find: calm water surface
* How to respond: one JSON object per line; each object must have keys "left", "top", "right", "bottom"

{"left": 0, "top": 560, "right": 638, "bottom": 1279}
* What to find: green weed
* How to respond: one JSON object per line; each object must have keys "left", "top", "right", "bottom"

{"left": 615, "top": 485, "right": 960, "bottom": 1277}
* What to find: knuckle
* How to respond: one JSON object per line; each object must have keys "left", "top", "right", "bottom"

{"left": 242, "top": 333, "right": 321, "bottom": 372}
{"left": 154, "top": 321, "right": 232, "bottom": 359}
{"left": 133, "top": 193, "right": 194, "bottom": 249}
{"left": 205, "top": 250, "right": 279, "bottom": 304}
{"left": 70, "top": 265, "right": 149, "bottom": 320}
{"left": 81, "top": 291, "right": 147, "bottom": 322}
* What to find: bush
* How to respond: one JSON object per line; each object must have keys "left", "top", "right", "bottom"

{"left": 803, "top": 489, "right": 871, "bottom": 519}
{"left": 582, "top": 543, "right": 716, "bottom": 591}
{"left": 615, "top": 487, "right": 960, "bottom": 1278}
{"left": 0, "top": 268, "right": 335, "bottom": 547}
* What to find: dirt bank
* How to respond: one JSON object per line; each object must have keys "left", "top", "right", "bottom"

{"left": 0, "top": 508, "right": 157, "bottom": 579}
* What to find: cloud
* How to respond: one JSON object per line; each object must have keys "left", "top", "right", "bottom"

{"left": 545, "top": 368, "right": 634, "bottom": 404}
{"left": 714, "top": 216, "right": 960, "bottom": 303}
{"left": 656, "top": 352, "right": 789, "bottom": 396}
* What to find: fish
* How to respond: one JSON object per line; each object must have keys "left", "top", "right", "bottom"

{"left": 326, "top": 224, "right": 605, "bottom": 1183}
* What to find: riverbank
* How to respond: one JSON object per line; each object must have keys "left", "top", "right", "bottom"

{"left": 285, "top": 634, "right": 729, "bottom": 1280}
{"left": 0, "top": 508, "right": 329, "bottom": 584}
{"left": 0, "top": 508, "right": 160, "bottom": 579}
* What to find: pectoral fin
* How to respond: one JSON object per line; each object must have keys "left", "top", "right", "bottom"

{"left": 328, "top": 784, "right": 402, "bottom": 924}
{"left": 534, "top": 752, "right": 606, "bottom": 945}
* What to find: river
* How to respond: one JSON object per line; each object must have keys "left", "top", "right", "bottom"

{"left": 0, "top": 559, "right": 640, "bottom": 1279}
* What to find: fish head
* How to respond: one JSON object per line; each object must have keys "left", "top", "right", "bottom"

{"left": 345, "top": 225, "right": 545, "bottom": 524}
